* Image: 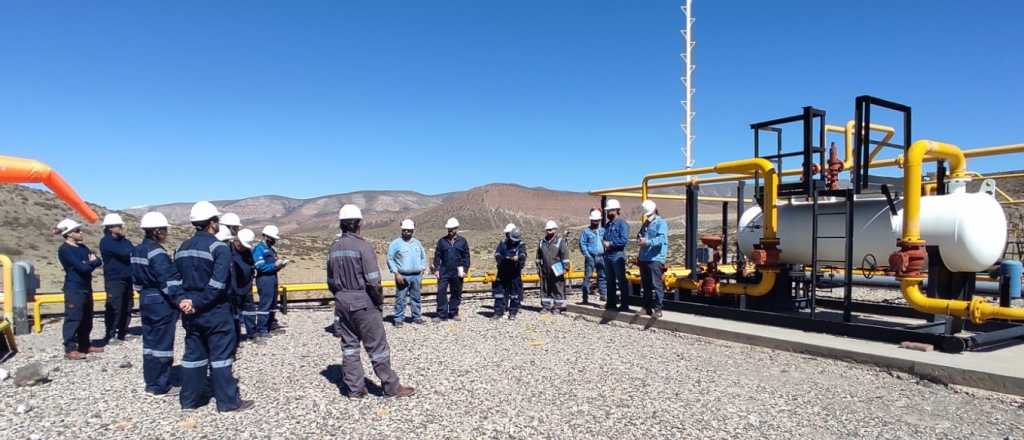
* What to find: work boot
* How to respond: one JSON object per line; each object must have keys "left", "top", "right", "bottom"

{"left": 87, "top": 346, "right": 104, "bottom": 354}
{"left": 508, "top": 314, "right": 517, "bottom": 321}
{"left": 221, "top": 400, "right": 256, "bottom": 413}
{"left": 654, "top": 308, "right": 663, "bottom": 319}
{"left": 490, "top": 314, "right": 502, "bottom": 320}
{"left": 348, "top": 390, "right": 368, "bottom": 400}
{"left": 644, "top": 308, "right": 653, "bottom": 316}
{"left": 65, "top": 351, "right": 86, "bottom": 360}
{"left": 385, "top": 385, "right": 416, "bottom": 399}
{"left": 412, "top": 318, "right": 426, "bottom": 325}
{"left": 393, "top": 320, "right": 403, "bottom": 328}
{"left": 431, "top": 316, "right": 443, "bottom": 323}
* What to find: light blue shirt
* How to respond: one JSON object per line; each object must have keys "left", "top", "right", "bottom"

{"left": 638, "top": 215, "right": 668, "bottom": 263}
{"left": 579, "top": 226, "right": 605, "bottom": 258}
{"left": 387, "top": 237, "right": 427, "bottom": 275}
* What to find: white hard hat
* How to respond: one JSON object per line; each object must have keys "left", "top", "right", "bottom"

{"left": 642, "top": 199, "right": 657, "bottom": 216}
{"left": 604, "top": 199, "right": 621, "bottom": 211}
{"left": 545, "top": 220, "right": 558, "bottom": 230}
{"left": 401, "top": 219, "right": 415, "bottom": 230}
{"left": 237, "top": 228, "right": 256, "bottom": 249}
{"left": 102, "top": 213, "right": 124, "bottom": 226}
{"left": 140, "top": 212, "right": 170, "bottom": 229}
{"left": 215, "top": 225, "right": 234, "bottom": 242}
{"left": 338, "top": 204, "right": 363, "bottom": 220}
{"left": 504, "top": 223, "right": 516, "bottom": 233}
{"left": 262, "top": 225, "right": 281, "bottom": 240}
{"left": 589, "top": 210, "right": 602, "bottom": 221}
{"left": 221, "top": 212, "right": 242, "bottom": 227}
{"left": 55, "top": 218, "right": 82, "bottom": 236}
{"left": 189, "top": 201, "right": 221, "bottom": 222}
{"left": 445, "top": 217, "right": 460, "bottom": 229}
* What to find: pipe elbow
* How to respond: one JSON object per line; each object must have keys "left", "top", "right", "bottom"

{"left": 714, "top": 158, "right": 775, "bottom": 177}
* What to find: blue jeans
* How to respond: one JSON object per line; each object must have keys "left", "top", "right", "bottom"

{"left": 393, "top": 274, "right": 422, "bottom": 322}
{"left": 604, "top": 253, "right": 630, "bottom": 309}
{"left": 639, "top": 261, "right": 665, "bottom": 310}
{"left": 582, "top": 256, "right": 606, "bottom": 302}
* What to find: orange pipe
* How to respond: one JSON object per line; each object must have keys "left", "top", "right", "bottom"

{"left": 0, "top": 156, "right": 98, "bottom": 223}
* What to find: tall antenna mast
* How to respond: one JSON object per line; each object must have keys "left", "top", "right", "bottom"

{"left": 680, "top": 0, "right": 695, "bottom": 170}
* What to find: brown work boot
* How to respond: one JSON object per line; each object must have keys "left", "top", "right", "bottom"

{"left": 65, "top": 351, "right": 86, "bottom": 360}
{"left": 385, "top": 385, "right": 416, "bottom": 399}
{"left": 347, "top": 390, "right": 368, "bottom": 400}
{"left": 87, "top": 346, "right": 104, "bottom": 354}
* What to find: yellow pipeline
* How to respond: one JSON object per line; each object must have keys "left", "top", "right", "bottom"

{"left": 1, "top": 254, "right": 11, "bottom": 320}
{"left": 31, "top": 272, "right": 588, "bottom": 332}
{"left": 717, "top": 270, "right": 778, "bottom": 296}
{"left": 896, "top": 140, "right": 1024, "bottom": 324}
{"left": 714, "top": 158, "right": 778, "bottom": 240}
{"left": 900, "top": 140, "right": 966, "bottom": 242}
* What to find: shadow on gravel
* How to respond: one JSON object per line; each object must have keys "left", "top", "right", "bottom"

{"left": 320, "top": 364, "right": 384, "bottom": 397}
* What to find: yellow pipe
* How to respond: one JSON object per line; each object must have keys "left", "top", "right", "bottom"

{"left": 896, "top": 140, "right": 1024, "bottom": 324}
{"left": 901, "top": 140, "right": 966, "bottom": 242}
{"left": 714, "top": 158, "right": 778, "bottom": 240}
{"left": 592, "top": 141, "right": 1024, "bottom": 198}
{"left": 597, "top": 191, "right": 753, "bottom": 203}
{"left": 716, "top": 270, "right": 778, "bottom": 296}
{"left": 1, "top": 255, "right": 11, "bottom": 320}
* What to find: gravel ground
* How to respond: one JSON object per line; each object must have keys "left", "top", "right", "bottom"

{"left": 2, "top": 298, "right": 1023, "bottom": 439}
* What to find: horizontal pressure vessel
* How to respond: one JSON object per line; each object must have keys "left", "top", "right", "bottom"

{"left": 737, "top": 190, "right": 1007, "bottom": 273}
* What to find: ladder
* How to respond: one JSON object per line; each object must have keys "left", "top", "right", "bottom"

{"left": 809, "top": 185, "right": 855, "bottom": 321}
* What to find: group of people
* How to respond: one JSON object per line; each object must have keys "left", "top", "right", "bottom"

{"left": 53, "top": 196, "right": 667, "bottom": 406}
{"left": 54, "top": 204, "right": 294, "bottom": 412}
{"left": 383, "top": 197, "right": 670, "bottom": 326}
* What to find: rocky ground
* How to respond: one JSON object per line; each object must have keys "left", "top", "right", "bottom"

{"left": 2, "top": 298, "right": 1023, "bottom": 439}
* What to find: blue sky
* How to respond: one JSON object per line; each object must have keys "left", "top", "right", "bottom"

{"left": 2, "top": 1, "right": 1022, "bottom": 209}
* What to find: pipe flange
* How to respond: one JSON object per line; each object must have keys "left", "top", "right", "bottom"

{"left": 969, "top": 296, "right": 988, "bottom": 324}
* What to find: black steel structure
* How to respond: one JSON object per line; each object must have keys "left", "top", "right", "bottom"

{"left": 619, "top": 96, "right": 1024, "bottom": 353}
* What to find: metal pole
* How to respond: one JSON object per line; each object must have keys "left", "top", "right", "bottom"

{"left": 680, "top": 0, "right": 695, "bottom": 170}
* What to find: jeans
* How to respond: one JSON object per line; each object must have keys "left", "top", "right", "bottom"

{"left": 639, "top": 261, "right": 665, "bottom": 310}
{"left": 582, "top": 256, "right": 606, "bottom": 302}
{"left": 393, "top": 274, "right": 422, "bottom": 322}
{"left": 603, "top": 253, "right": 630, "bottom": 309}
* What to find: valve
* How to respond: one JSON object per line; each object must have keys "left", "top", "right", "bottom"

{"left": 699, "top": 276, "right": 719, "bottom": 296}
{"left": 752, "top": 239, "right": 780, "bottom": 268}
{"left": 825, "top": 141, "right": 845, "bottom": 191}
{"left": 888, "top": 240, "right": 927, "bottom": 276}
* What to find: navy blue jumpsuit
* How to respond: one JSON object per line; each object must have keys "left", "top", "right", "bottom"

{"left": 58, "top": 243, "right": 102, "bottom": 353}
{"left": 174, "top": 230, "right": 242, "bottom": 411}
{"left": 130, "top": 238, "right": 182, "bottom": 394}
{"left": 432, "top": 235, "right": 470, "bottom": 319}
{"left": 230, "top": 246, "right": 257, "bottom": 339}
{"left": 493, "top": 238, "right": 527, "bottom": 317}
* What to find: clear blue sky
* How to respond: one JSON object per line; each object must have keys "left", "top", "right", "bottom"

{"left": 2, "top": 1, "right": 1022, "bottom": 209}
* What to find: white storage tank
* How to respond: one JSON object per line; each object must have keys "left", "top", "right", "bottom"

{"left": 736, "top": 186, "right": 1007, "bottom": 273}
